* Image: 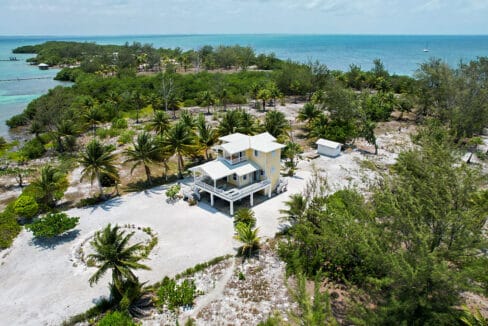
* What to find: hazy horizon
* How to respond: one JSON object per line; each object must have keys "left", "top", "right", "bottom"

{"left": 2, "top": 0, "right": 488, "bottom": 36}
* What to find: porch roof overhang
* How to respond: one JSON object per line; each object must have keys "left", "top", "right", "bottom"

{"left": 190, "top": 160, "right": 260, "bottom": 180}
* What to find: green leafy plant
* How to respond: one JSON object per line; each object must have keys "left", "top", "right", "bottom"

{"left": 97, "top": 311, "right": 137, "bottom": 326}
{"left": 13, "top": 195, "right": 39, "bottom": 218}
{"left": 165, "top": 184, "right": 181, "bottom": 200}
{"left": 26, "top": 212, "right": 79, "bottom": 238}
{"left": 155, "top": 277, "right": 197, "bottom": 311}
{"left": 233, "top": 208, "right": 256, "bottom": 228}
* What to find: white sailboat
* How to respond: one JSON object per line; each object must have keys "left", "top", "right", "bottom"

{"left": 423, "top": 43, "right": 429, "bottom": 52}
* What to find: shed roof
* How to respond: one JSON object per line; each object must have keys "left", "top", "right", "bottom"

{"left": 316, "top": 138, "right": 342, "bottom": 149}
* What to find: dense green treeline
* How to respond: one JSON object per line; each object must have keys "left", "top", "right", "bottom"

{"left": 279, "top": 124, "right": 488, "bottom": 324}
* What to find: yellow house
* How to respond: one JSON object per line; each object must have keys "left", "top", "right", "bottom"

{"left": 189, "top": 132, "right": 285, "bottom": 214}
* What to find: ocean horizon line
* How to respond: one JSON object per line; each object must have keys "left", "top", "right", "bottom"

{"left": 1, "top": 33, "right": 488, "bottom": 38}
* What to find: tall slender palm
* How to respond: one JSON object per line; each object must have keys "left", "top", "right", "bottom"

{"left": 30, "top": 165, "right": 68, "bottom": 208}
{"left": 124, "top": 132, "right": 159, "bottom": 185}
{"left": 88, "top": 224, "right": 150, "bottom": 291}
{"left": 196, "top": 114, "right": 218, "bottom": 160}
{"left": 154, "top": 135, "right": 174, "bottom": 181}
{"left": 257, "top": 88, "right": 271, "bottom": 111}
{"left": 234, "top": 223, "right": 261, "bottom": 258}
{"left": 149, "top": 110, "right": 170, "bottom": 136}
{"left": 264, "top": 110, "right": 290, "bottom": 138}
{"left": 83, "top": 105, "right": 102, "bottom": 136}
{"left": 79, "top": 139, "right": 119, "bottom": 197}
{"left": 161, "top": 122, "right": 196, "bottom": 178}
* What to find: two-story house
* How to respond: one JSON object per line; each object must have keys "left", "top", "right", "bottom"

{"left": 189, "top": 132, "right": 285, "bottom": 215}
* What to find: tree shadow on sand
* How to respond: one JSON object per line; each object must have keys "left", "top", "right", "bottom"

{"left": 30, "top": 229, "right": 80, "bottom": 250}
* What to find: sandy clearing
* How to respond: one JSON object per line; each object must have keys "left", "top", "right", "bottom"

{"left": 0, "top": 171, "right": 310, "bottom": 326}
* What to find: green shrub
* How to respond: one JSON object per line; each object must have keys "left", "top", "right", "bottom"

{"left": 21, "top": 138, "right": 46, "bottom": 159}
{"left": 96, "top": 128, "right": 111, "bottom": 139}
{"left": 76, "top": 196, "right": 107, "bottom": 208}
{"left": 155, "top": 277, "right": 197, "bottom": 311}
{"left": 111, "top": 118, "right": 128, "bottom": 129}
{"left": 0, "top": 204, "right": 22, "bottom": 249}
{"left": 26, "top": 212, "right": 79, "bottom": 238}
{"left": 175, "top": 255, "right": 232, "bottom": 279}
{"left": 97, "top": 311, "right": 136, "bottom": 326}
{"left": 13, "top": 195, "right": 39, "bottom": 218}
{"left": 6, "top": 113, "right": 28, "bottom": 128}
{"left": 183, "top": 99, "right": 197, "bottom": 107}
{"left": 118, "top": 130, "right": 135, "bottom": 145}
{"left": 233, "top": 208, "right": 256, "bottom": 228}
{"left": 165, "top": 184, "right": 181, "bottom": 200}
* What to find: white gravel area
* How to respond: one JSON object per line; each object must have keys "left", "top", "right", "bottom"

{"left": 0, "top": 172, "right": 310, "bottom": 326}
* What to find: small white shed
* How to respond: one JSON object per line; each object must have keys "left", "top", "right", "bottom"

{"left": 316, "top": 138, "right": 342, "bottom": 157}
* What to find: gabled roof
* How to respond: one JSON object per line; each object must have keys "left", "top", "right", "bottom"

{"left": 218, "top": 132, "right": 285, "bottom": 154}
{"left": 190, "top": 160, "right": 260, "bottom": 180}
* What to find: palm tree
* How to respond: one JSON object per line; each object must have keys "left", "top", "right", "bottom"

{"left": 80, "top": 139, "right": 119, "bottom": 197}
{"left": 83, "top": 105, "right": 102, "bottom": 136}
{"left": 161, "top": 122, "right": 196, "bottom": 178}
{"left": 218, "top": 110, "right": 242, "bottom": 136}
{"left": 257, "top": 88, "right": 271, "bottom": 111}
{"left": 149, "top": 110, "right": 170, "bottom": 135}
{"left": 180, "top": 110, "right": 196, "bottom": 130}
{"left": 264, "top": 110, "right": 290, "bottom": 138}
{"left": 30, "top": 165, "right": 68, "bottom": 208}
{"left": 154, "top": 136, "right": 173, "bottom": 181}
{"left": 279, "top": 193, "right": 307, "bottom": 225}
{"left": 88, "top": 224, "right": 150, "bottom": 292}
{"left": 198, "top": 90, "right": 216, "bottom": 115}
{"left": 297, "top": 102, "right": 322, "bottom": 128}
{"left": 309, "top": 113, "right": 329, "bottom": 140}
{"left": 234, "top": 223, "right": 260, "bottom": 258}
{"left": 283, "top": 141, "right": 303, "bottom": 176}
{"left": 238, "top": 111, "right": 260, "bottom": 135}
{"left": 196, "top": 114, "right": 218, "bottom": 160}
{"left": 124, "top": 132, "right": 159, "bottom": 185}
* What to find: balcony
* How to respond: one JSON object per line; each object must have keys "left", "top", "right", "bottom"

{"left": 222, "top": 155, "right": 248, "bottom": 165}
{"left": 194, "top": 178, "right": 271, "bottom": 202}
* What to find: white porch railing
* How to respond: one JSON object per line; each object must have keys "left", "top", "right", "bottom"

{"left": 195, "top": 179, "right": 271, "bottom": 202}
{"left": 223, "top": 155, "right": 248, "bottom": 165}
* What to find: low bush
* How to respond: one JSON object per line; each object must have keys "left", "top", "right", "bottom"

{"left": 175, "top": 255, "right": 231, "bottom": 279}
{"left": 0, "top": 203, "right": 22, "bottom": 249}
{"left": 21, "top": 138, "right": 46, "bottom": 159}
{"left": 6, "top": 113, "right": 28, "bottom": 128}
{"left": 111, "top": 118, "right": 128, "bottom": 129}
{"left": 13, "top": 194, "right": 39, "bottom": 218}
{"left": 155, "top": 277, "right": 197, "bottom": 311}
{"left": 97, "top": 311, "right": 136, "bottom": 326}
{"left": 165, "top": 184, "right": 181, "bottom": 200}
{"left": 76, "top": 195, "right": 108, "bottom": 208}
{"left": 26, "top": 212, "right": 79, "bottom": 238}
{"left": 118, "top": 130, "right": 136, "bottom": 145}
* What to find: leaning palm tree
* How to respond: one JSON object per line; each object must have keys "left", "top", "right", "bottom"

{"left": 279, "top": 193, "right": 307, "bottom": 225}
{"left": 149, "top": 110, "right": 170, "bottom": 136}
{"left": 198, "top": 90, "right": 216, "bottom": 115}
{"left": 196, "top": 114, "right": 218, "bottom": 160}
{"left": 79, "top": 139, "right": 119, "bottom": 197}
{"left": 30, "top": 165, "right": 68, "bottom": 208}
{"left": 124, "top": 132, "right": 159, "bottom": 185}
{"left": 161, "top": 122, "right": 196, "bottom": 178}
{"left": 88, "top": 224, "right": 150, "bottom": 292}
{"left": 234, "top": 223, "right": 261, "bottom": 258}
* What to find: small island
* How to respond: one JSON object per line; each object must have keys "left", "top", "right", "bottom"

{"left": 0, "top": 40, "right": 487, "bottom": 325}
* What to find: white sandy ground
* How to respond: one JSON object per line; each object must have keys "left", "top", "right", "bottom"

{"left": 0, "top": 171, "right": 310, "bottom": 326}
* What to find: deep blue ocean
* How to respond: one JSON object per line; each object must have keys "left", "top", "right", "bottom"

{"left": 1, "top": 34, "right": 488, "bottom": 138}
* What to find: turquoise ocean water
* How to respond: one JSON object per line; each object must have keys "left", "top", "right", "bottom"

{"left": 1, "top": 34, "right": 488, "bottom": 138}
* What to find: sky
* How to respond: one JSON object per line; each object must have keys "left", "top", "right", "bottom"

{"left": 1, "top": 0, "right": 488, "bottom": 35}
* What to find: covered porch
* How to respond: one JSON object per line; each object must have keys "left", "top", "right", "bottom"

{"left": 190, "top": 160, "right": 272, "bottom": 215}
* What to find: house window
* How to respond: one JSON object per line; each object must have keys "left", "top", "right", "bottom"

{"left": 254, "top": 150, "right": 259, "bottom": 157}
{"left": 243, "top": 175, "right": 247, "bottom": 180}
{"left": 233, "top": 174, "right": 237, "bottom": 181}
{"left": 260, "top": 170, "right": 265, "bottom": 176}
{"left": 271, "top": 150, "right": 275, "bottom": 157}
